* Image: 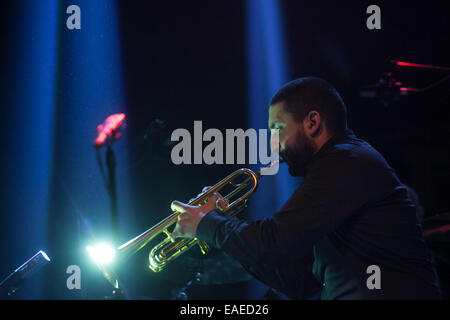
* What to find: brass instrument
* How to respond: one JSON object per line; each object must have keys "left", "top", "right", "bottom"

{"left": 115, "top": 160, "right": 279, "bottom": 272}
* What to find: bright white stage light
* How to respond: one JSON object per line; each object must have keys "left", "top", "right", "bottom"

{"left": 86, "top": 243, "right": 116, "bottom": 265}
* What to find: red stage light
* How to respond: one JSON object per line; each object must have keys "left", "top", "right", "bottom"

{"left": 94, "top": 113, "right": 126, "bottom": 149}
{"left": 392, "top": 60, "right": 450, "bottom": 72}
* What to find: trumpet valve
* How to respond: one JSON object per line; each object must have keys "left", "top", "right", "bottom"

{"left": 197, "top": 240, "right": 210, "bottom": 255}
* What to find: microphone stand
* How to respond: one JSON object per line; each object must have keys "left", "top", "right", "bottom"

{"left": 104, "top": 145, "right": 126, "bottom": 299}
{"left": 93, "top": 113, "right": 126, "bottom": 298}
{"left": 106, "top": 145, "right": 119, "bottom": 245}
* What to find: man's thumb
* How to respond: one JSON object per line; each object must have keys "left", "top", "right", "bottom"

{"left": 170, "top": 228, "right": 181, "bottom": 241}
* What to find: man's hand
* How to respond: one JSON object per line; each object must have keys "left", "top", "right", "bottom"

{"left": 170, "top": 189, "right": 228, "bottom": 240}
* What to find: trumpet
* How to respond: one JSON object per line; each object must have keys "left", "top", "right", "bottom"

{"left": 112, "top": 160, "right": 279, "bottom": 273}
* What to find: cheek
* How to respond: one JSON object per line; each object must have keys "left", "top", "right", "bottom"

{"left": 280, "top": 133, "right": 288, "bottom": 150}
{"left": 270, "top": 131, "right": 282, "bottom": 153}
{"left": 284, "top": 128, "right": 301, "bottom": 149}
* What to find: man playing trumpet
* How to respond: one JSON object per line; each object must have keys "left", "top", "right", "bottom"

{"left": 170, "top": 77, "right": 442, "bottom": 300}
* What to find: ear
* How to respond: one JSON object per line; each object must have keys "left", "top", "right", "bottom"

{"left": 304, "top": 111, "right": 321, "bottom": 137}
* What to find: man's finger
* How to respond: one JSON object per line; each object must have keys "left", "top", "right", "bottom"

{"left": 177, "top": 212, "right": 189, "bottom": 221}
{"left": 171, "top": 200, "right": 189, "bottom": 213}
{"left": 170, "top": 222, "right": 186, "bottom": 240}
{"left": 207, "top": 192, "right": 218, "bottom": 202}
{"left": 170, "top": 230, "right": 180, "bottom": 241}
{"left": 210, "top": 192, "right": 227, "bottom": 203}
{"left": 216, "top": 198, "right": 229, "bottom": 211}
{"left": 192, "top": 186, "right": 212, "bottom": 201}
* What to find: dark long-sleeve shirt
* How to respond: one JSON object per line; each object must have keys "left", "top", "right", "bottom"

{"left": 196, "top": 130, "right": 442, "bottom": 299}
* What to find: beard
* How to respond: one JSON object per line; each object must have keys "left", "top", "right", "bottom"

{"left": 279, "top": 129, "right": 315, "bottom": 177}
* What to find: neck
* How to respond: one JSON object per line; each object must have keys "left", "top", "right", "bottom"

{"left": 311, "top": 130, "right": 333, "bottom": 154}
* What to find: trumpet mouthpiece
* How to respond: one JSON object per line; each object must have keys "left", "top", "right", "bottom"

{"left": 258, "top": 157, "right": 282, "bottom": 177}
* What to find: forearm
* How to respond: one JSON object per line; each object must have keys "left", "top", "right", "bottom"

{"left": 197, "top": 214, "right": 322, "bottom": 300}
{"left": 196, "top": 205, "right": 344, "bottom": 269}
{"left": 196, "top": 210, "right": 309, "bottom": 266}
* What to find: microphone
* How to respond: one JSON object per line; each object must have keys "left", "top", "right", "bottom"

{"left": 94, "top": 113, "right": 126, "bottom": 149}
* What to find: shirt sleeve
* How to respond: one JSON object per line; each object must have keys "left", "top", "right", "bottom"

{"left": 196, "top": 148, "right": 385, "bottom": 266}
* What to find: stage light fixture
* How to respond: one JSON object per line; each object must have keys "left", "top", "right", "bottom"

{"left": 86, "top": 243, "right": 116, "bottom": 265}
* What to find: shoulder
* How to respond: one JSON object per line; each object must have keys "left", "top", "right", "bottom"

{"left": 304, "top": 137, "right": 398, "bottom": 194}
{"left": 316, "top": 137, "right": 392, "bottom": 173}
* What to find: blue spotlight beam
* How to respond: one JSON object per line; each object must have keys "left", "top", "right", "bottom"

{"left": 55, "top": 0, "right": 132, "bottom": 240}
{"left": 246, "top": 0, "right": 299, "bottom": 299}
{"left": 0, "top": 0, "right": 59, "bottom": 299}
{"left": 43, "top": 0, "right": 134, "bottom": 298}
{"left": 247, "top": 0, "right": 299, "bottom": 217}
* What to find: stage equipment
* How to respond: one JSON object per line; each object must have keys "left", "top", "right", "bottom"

{"left": 390, "top": 60, "right": 450, "bottom": 72}
{"left": 171, "top": 272, "right": 203, "bottom": 300}
{"left": 182, "top": 250, "right": 253, "bottom": 285}
{"left": 360, "top": 59, "right": 450, "bottom": 107}
{"left": 94, "top": 113, "right": 126, "bottom": 244}
{"left": 359, "top": 72, "right": 421, "bottom": 107}
{"left": 0, "top": 250, "right": 50, "bottom": 297}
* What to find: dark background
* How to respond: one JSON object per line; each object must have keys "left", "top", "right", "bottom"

{"left": 118, "top": 0, "right": 450, "bottom": 218}
{"left": 0, "top": 0, "right": 449, "bottom": 299}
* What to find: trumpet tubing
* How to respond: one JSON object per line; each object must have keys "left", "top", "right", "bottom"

{"left": 115, "top": 163, "right": 275, "bottom": 272}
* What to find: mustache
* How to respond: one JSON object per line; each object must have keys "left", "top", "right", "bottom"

{"left": 278, "top": 152, "right": 287, "bottom": 164}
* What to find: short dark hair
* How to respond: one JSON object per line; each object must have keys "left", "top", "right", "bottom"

{"left": 270, "top": 77, "right": 348, "bottom": 133}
